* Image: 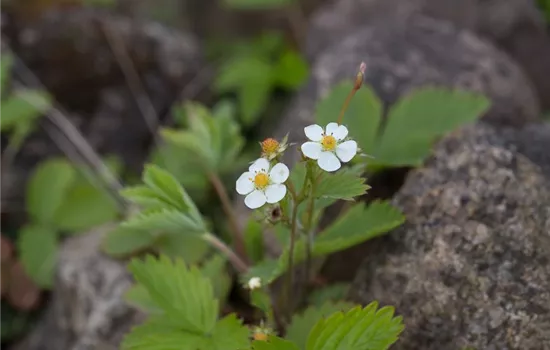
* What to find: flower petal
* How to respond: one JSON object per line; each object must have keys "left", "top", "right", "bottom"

{"left": 301, "top": 141, "right": 322, "bottom": 160}
{"left": 249, "top": 158, "right": 270, "bottom": 174}
{"left": 244, "top": 190, "right": 267, "bottom": 209}
{"left": 269, "top": 163, "right": 289, "bottom": 184}
{"left": 325, "top": 122, "right": 339, "bottom": 136}
{"left": 304, "top": 124, "right": 324, "bottom": 142}
{"left": 333, "top": 125, "right": 349, "bottom": 140}
{"left": 336, "top": 140, "right": 358, "bottom": 162}
{"left": 318, "top": 151, "right": 341, "bottom": 172}
{"left": 236, "top": 172, "right": 254, "bottom": 195}
{"left": 265, "top": 184, "right": 287, "bottom": 204}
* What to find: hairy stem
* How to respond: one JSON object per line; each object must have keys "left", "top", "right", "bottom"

{"left": 208, "top": 172, "right": 249, "bottom": 264}
{"left": 285, "top": 193, "right": 300, "bottom": 321}
{"left": 204, "top": 233, "right": 248, "bottom": 273}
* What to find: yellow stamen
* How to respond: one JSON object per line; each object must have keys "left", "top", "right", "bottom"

{"left": 261, "top": 138, "right": 279, "bottom": 155}
{"left": 321, "top": 135, "right": 337, "bottom": 151}
{"left": 253, "top": 173, "right": 269, "bottom": 189}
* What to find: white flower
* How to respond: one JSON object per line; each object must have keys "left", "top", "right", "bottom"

{"left": 300, "top": 122, "right": 358, "bottom": 172}
{"left": 247, "top": 277, "right": 262, "bottom": 290}
{"left": 236, "top": 158, "right": 289, "bottom": 209}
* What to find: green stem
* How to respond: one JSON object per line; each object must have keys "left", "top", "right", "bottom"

{"left": 203, "top": 233, "right": 248, "bottom": 273}
{"left": 285, "top": 189, "right": 300, "bottom": 321}
{"left": 304, "top": 168, "right": 318, "bottom": 290}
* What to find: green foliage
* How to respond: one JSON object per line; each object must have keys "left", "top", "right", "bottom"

{"left": 307, "top": 284, "right": 350, "bottom": 306}
{"left": 244, "top": 217, "right": 265, "bottom": 263}
{"left": 17, "top": 225, "right": 57, "bottom": 289}
{"left": 101, "top": 227, "right": 155, "bottom": 257}
{"left": 251, "top": 337, "right": 301, "bottom": 350}
{"left": 244, "top": 201, "right": 404, "bottom": 284}
{"left": 314, "top": 171, "right": 370, "bottom": 201}
{"left": 317, "top": 82, "right": 490, "bottom": 168}
{"left": 537, "top": 0, "right": 550, "bottom": 23}
{"left": 122, "top": 255, "right": 250, "bottom": 350}
{"left": 306, "top": 303, "right": 403, "bottom": 350}
{"left": 223, "top": 0, "right": 294, "bottom": 10}
{"left": 286, "top": 302, "right": 354, "bottom": 349}
{"left": 212, "top": 33, "right": 308, "bottom": 126}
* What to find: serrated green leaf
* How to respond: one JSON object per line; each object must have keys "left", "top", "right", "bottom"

{"left": 316, "top": 81, "right": 382, "bottom": 154}
{"left": 273, "top": 50, "right": 308, "bottom": 89}
{"left": 287, "top": 301, "right": 355, "bottom": 350}
{"left": 128, "top": 255, "right": 218, "bottom": 333}
{"left": 374, "top": 87, "right": 491, "bottom": 167}
{"left": 314, "top": 201, "right": 404, "bottom": 255}
{"left": 306, "top": 303, "right": 404, "bottom": 350}
{"left": 307, "top": 283, "right": 350, "bottom": 307}
{"left": 244, "top": 218, "right": 264, "bottom": 263}
{"left": 200, "top": 254, "right": 232, "bottom": 303}
{"left": 124, "top": 284, "right": 163, "bottom": 314}
{"left": 1, "top": 54, "right": 13, "bottom": 92}
{"left": 208, "top": 314, "right": 251, "bottom": 349}
{"left": 314, "top": 171, "right": 370, "bottom": 201}
{"left": 53, "top": 180, "right": 119, "bottom": 232}
{"left": 154, "top": 231, "right": 210, "bottom": 264}
{"left": 120, "top": 186, "right": 171, "bottom": 210}
{"left": 0, "top": 90, "right": 51, "bottom": 132}
{"left": 101, "top": 227, "right": 155, "bottom": 257}
{"left": 17, "top": 225, "right": 57, "bottom": 289}
{"left": 222, "top": 0, "right": 294, "bottom": 10}
{"left": 252, "top": 336, "right": 301, "bottom": 350}
{"left": 26, "top": 158, "right": 76, "bottom": 224}
{"left": 122, "top": 208, "right": 205, "bottom": 235}
{"left": 121, "top": 317, "right": 205, "bottom": 350}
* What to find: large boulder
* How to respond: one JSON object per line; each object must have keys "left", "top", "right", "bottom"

{"left": 307, "top": 0, "right": 550, "bottom": 110}
{"left": 350, "top": 124, "right": 550, "bottom": 349}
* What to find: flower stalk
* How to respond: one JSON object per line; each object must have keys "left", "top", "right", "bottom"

{"left": 336, "top": 62, "right": 366, "bottom": 125}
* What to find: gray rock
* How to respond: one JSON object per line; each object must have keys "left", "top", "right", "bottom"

{"left": 307, "top": 0, "right": 550, "bottom": 110}
{"left": 350, "top": 124, "right": 550, "bottom": 350}
{"left": 292, "top": 16, "right": 540, "bottom": 144}
{"left": 10, "top": 226, "right": 145, "bottom": 350}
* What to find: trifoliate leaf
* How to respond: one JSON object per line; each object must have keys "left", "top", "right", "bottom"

{"left": 154, "top": 232, "right": 210, "bottom": 264}
{"left": 307, "top": 283, "right": 350, "bottom": 307}
{"left": 306, "top": 303, "right": 404, "bottom": 350}
{"left": 314, "top": 171, "right": 370, "bottom": 201}
{"left": 286, "top": 301, "right": 355, "bottom": 350}
{"left": 373, "top": 87, "right": 490, "bottom": 167}
{"left": 121, "top": 317, "right": 205, "bottom": 350}
{"left": 313, "top": 201, "right": 404, "bottom": 255}
{"left": 26, "top": 158, "right": 76, "bottom": 224}
{"left": 143, "top": 165, "right": 200, "bottom": 220}
{"left": 1, "top": 54, "right": 13, "bottom": 92}
{"left": 101, "top": 227, "right": 155, "bottom": 257}
{"left": 316, "top": 81, "right": 382, "bottom": 154}
{"left": 0, "top": 90, "right": 51, "bottom": 132}
{"left": 122, "top": 208, "right": 205, "bottom": 236}
{"left": 53, "top": 179, "right": 119, "bottom": 232}
{"left": 17, "top": 225, "right": 57, "bottom": 289}
{"left": 273, "top": 50, "right": 309, "bottom": 89}
{"left": 128, "top": 255, "right": 218, "bottom": 333}
{"left": 252, "top": 336, "right": 301, "bottom": 350}
{"left": 244, "top": 218, "right": 265, "bottom": 263}
{"left": 222, "top": 0, "right": 294, "bottom": 9}
{"left": 124, "top": 284, "right": 163, "bottom": 314}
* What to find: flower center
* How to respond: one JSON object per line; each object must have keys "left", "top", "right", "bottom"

{"left": 261, "top": 138, "right": 279, "bottom": 155}
{"left": 253, "top": 173, "right": 269, "bottom": 189}
{"left": 321, "top": 135, "right": 337, "bottom": 150}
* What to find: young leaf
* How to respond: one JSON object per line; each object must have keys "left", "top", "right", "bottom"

{"left": 313, "top": 201, "right": 405, "bottom": 256}
{"left": 122, "top": 208, "right": 205, "bottom": 235}
{"left": 316, "top": 81, "right": 382, "bottom": 154}
{"left": 26, "top": 158, "right": 76, "bottom": 224}
{"left": 0, "top": 91, "right": 51, "bottom": 132}
{"left": 286, "top": 301, "right": 354, "bottom": 350}
{"left": 17, "top": 225, "right": 57, "bottom": 289}
{"left": 252, "top": 336, "right": 301, "bottom": 350}
{"left": 373, "top": 87, "right": 491, "bottom": 167}
{"left": 128, "top": 255, "right": 218, "bottom": 333}
{"left": 53, "top": 179, "right": 119, "bottom": 232}
{"left": 101, "top": 227, "right": 155, "bottom": 257}
{"left": 314, "top": 171, "right": 370, "bottom": 201}
{"left": 307, "top": 283, "right": 350, "bottom": 307}
{"left": 154, "top": 232, "right": 210, "bottom": 264}
{"left": 306, "top": 303, "right": 404, "bottom": 350}
{"left": 120, "top": 186, "right": 173, "bottom": 210}
{"left": 222, "top": 0, "right": 294, "bottom": 10}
